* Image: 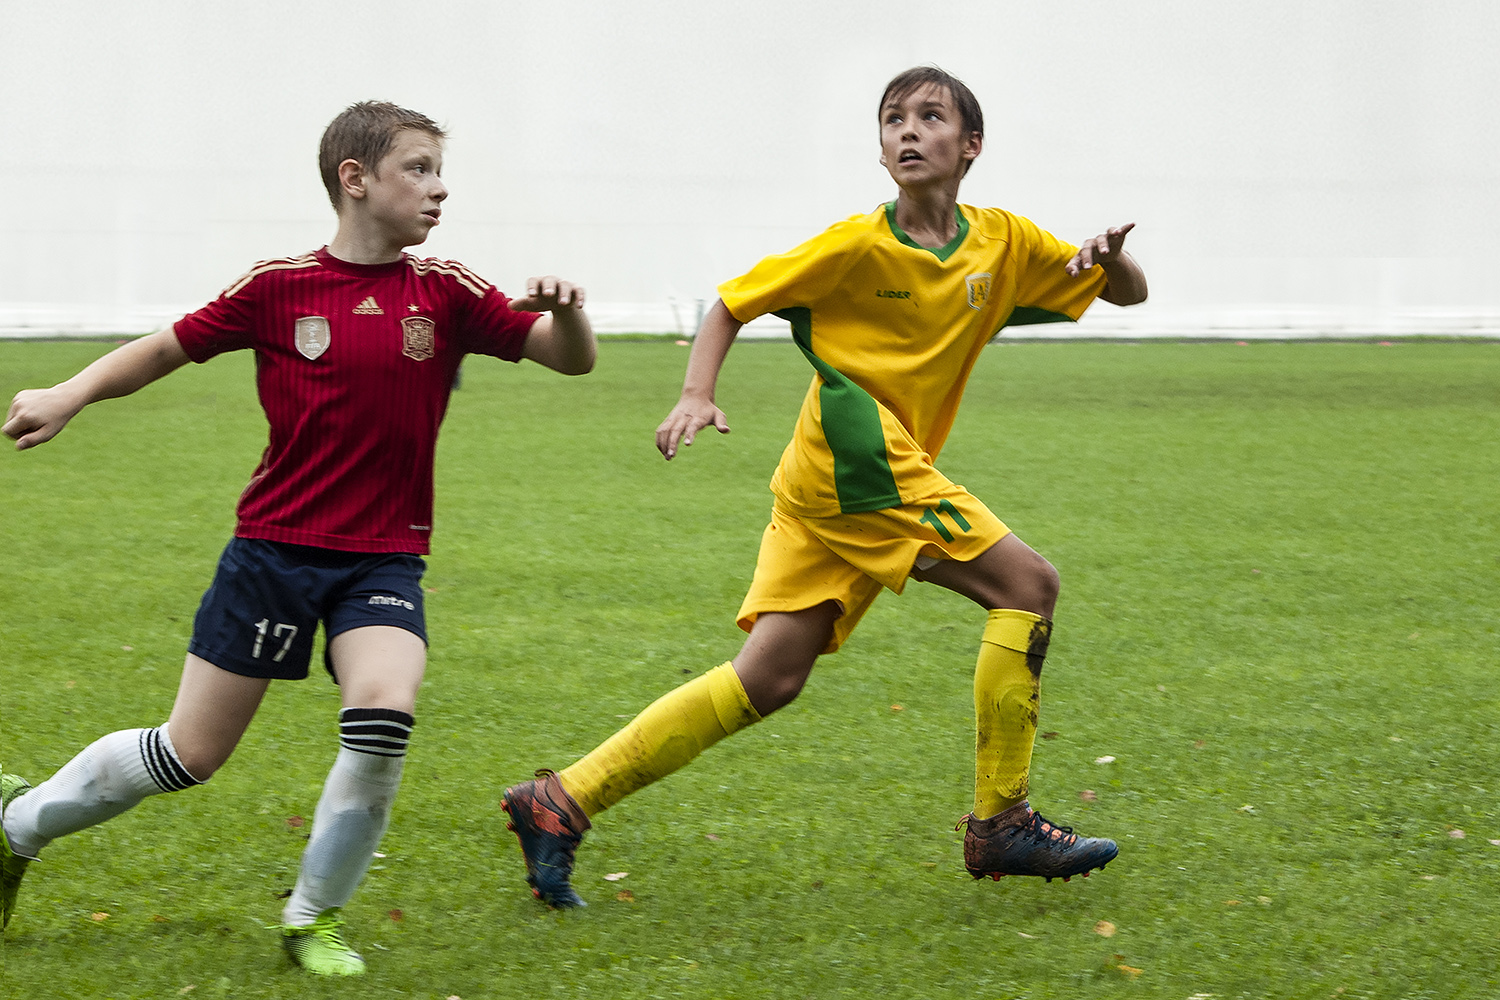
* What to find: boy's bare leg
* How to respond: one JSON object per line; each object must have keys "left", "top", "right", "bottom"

{"left": 909, "top": 532, "right": 1058, "bottom": 619}
{"left": 914, "top": 532, "right": 1117, "bottom": 880}
{"left": 166, "top": 654, "right": 273, "bottom": 778}
{"left": 280, "top": 625, "right": 422, "bottom": 967}
{"left": 728, "top": 601, "right": 840, "bottom": 716}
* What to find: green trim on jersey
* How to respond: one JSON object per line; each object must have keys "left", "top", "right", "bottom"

{"left": 1003, "top": 305, "right": 1075, "bottom": 328}
{"left": 776, "top": 307, "right": 902, "bottom": 512}
{"left": 884, "top": 202, "right": 970, "bottom": 262}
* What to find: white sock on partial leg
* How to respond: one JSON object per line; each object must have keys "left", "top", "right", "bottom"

{"left": 2, "top": 726, "right": 201, "bottom": 859}
{"left": 281, "top": 709, "right": 412, "bottom": 926}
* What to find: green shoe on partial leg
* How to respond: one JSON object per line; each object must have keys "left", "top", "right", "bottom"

{"left": 280, "top": 907, "right": 367, "bottom": 976}
{"left": 1, "top": 768, "right": 36, "bottom": 931}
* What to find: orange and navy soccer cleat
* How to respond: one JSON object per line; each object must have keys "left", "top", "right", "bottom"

{"left": 501, "top": 769, "right": 592, "bottom": 908}
{"left": 957, "top": 801, "right": 1117, "bottom": 882}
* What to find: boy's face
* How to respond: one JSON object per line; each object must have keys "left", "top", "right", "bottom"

{"left": 878, "top": 83, "right": 981, "bottom": 187}
{"left": 356, "top": 130, "right": 448, "bottom": 248}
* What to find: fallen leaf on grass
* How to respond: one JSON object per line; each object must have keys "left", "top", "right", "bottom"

{"left": 1093, "top": 920, "right": 1117, "bottom": 937}
{"left": 615, "top": 890, "right": 635, "bottom": 902}
{"left": 152, "top": 914, "right": 170, "bottom": 923}
{"left": 1094, "top": 756, "right": 1116, "bottom": 765}
{"left": 1193, "top": 740, "right": 1206, "bottom": 749}
{"left": 91, "top": 912, "right": 109, "bottom": 922}
{"left": 1040, "top": 731, "right": 1059, "bottom": 740}
{"left": 889, "top": 704, "right": 905, "bottom": 712}
{"left": 604, "top": 872, "right": 629, "bottom": 881}
{"left": 179, "top": 988, "right": 197, "bottom": 996}
{"left": 1115, "top": 964, "right": 1143, "bottom": 979}
{"left": 674, "top": 340, "right": 690, "bottom": 346}
{"left": 1224, "top": 899, "right": 1242, "bottom": 906}
{"left": 388, "top": 909, "right": 404, "bottom": 922}
{"left": 1448, "top": 829, "right": 1465, "bottom": 839}
{"left": 121, "top": 645, "right": 134, "bottom": 652}
{"left": 286, "top": 816, "right": 305, "bottom": 828}
{"left": 66, "top": 680, "right": 77, "bottom": 689}
{"left": 704, "top": 833, "right": 721, "bottom": 841}
{"left": 1237, "top": 804, "right": 1256, "bottom": 813}
{"left": 1156, "top": 684, "right": 1166, "bottom": 692}
{"left": 1079, "top": 790, "right": 1097, "bottom": 802}
{"left": 1489, "top": 839, "right": 1500, "bottom": 847}
{"left": 920, "top": 862, "right": 937, "bottom": 869}
{"left": 1257, "top": 896, "right": 1273, "bottom": 905}
{"left": 1017, "top": 932, "right": 1037, "bottom": 939}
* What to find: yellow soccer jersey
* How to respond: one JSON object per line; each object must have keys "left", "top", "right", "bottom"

{"left": 718, "top": 201, "right": 1107, "bottom": 516}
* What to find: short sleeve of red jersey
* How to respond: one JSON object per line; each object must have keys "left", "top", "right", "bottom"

{"left": 173, "top": 271, "right": 261, "bottom": 363}
{"left": 1007, "top": 212, "right": 1107, "bottom": 323}
{"left": 456, "top": 285, "right": 540, "bottom": 362}
{"left": 718, "top": 217, "right": 873, "bottom": 324}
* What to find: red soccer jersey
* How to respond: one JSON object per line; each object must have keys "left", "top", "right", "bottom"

{"left": 174, "top": 247, "right": 539, "bottom": 554}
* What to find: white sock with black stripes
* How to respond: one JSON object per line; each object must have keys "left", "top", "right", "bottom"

{"left": 281, "top": 708, "right": 413, "bottom": 926}
{"left": 1, "top": 726, "right": 202, "bottom": 859}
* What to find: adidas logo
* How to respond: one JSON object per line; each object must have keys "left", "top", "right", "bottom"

{"left": 353, "top": 296, "right": 384, "bottom": 315}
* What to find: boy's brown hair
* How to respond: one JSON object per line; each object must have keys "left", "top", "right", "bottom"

{"left": 318, "top": 101, "right": 447, "bottom": 211}
{"left": 880, "top": 65, "right": 984, "bottom": 144}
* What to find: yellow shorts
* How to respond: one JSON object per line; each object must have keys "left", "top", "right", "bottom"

{"left": 736, "top": 484, "right": 1010, "bottom": 653}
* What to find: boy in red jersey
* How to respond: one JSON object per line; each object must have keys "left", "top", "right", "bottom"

{"left": 1, "top": 101, "right": 595, "bottom": 975}
{"left": 500, "top": 67, "right": 1146, "bottom": 908}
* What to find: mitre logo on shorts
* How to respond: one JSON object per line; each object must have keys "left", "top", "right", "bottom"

{"left": 966, "top": 273, "right": 992, "bottom": 310}
{"left": 401, "top": 316, "right": 436, "bottom": 361}
{"left": 295, "top": 316, "right": 331, "bottom": 360}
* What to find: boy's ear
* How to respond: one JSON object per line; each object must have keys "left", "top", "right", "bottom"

{"left": 964, "top": 132, "right": 983, "bottom": 163}
{"left": 337, "top": 158, "right": 368, "bottom": 203}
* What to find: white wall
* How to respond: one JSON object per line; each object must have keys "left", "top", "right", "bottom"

{"left": 2, "top": 0, "right": 1496, "bottom": 338}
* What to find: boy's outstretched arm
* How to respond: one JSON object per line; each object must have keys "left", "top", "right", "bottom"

{"left": 1066, "top": 222, "right": 1148, "bottom": 306}
{"left": 3, "top": 328, "right": 191, "bottom": 450}
{"left": 516, "top": 276, "right": 597, "bottom": 375}
{"left": 656, "top": 298, "right": 743, "bottom": 460}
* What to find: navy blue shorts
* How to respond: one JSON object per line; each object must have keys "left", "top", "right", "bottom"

{"left": 188, "top": 538, "right": 428, "bottom": 681}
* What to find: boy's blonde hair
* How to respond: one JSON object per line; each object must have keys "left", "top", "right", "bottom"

{"left": 318, "top": 101, "right": 446, "bottom": 211}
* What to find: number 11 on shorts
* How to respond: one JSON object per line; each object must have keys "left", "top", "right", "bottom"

{"left": 252, "top": 618, "right": 299, "bottom": 662}
{"left": 919, "top": 499, "right": 972, "bottom": 543}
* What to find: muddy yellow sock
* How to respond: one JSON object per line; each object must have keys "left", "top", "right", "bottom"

{"left": 558, "top": 662, "right": 761, "bottom": 817}
{"left": 973, "top": 609, "right": 1051, "bottom": 819}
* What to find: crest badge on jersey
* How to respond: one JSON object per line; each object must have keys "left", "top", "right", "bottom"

{"left": 965, "top": 273, "right": 992, "bottom": 311}
{"left": 294, "top": 316, "right": 331, "bottom": 360}
{"left": 401, "top": 316, "right": 436, "bottom": 361}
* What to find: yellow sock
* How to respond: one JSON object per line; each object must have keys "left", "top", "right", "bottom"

{"left": 558, "top": 662, "right": 761, "bottom": 817}
{"left": 973, "top": 609, "right": 1052, "bottom": 819}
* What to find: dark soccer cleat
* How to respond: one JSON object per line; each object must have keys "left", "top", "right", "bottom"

{"left": 958, "top": 800, "right": 1118, "bottom": 882}
{"left": 501, "top": 769, "right": 592, "bottom": 909}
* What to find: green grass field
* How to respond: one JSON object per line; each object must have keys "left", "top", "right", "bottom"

{"left": 2, "top": 338, "right": 1497, "bottom": 999}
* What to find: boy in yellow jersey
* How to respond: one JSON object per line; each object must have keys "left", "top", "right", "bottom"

{"left": 502, "top": 66, "right": 1148, "bottom": 906}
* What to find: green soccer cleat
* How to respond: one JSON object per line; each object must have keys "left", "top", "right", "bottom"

{"left": 280, "top": 907, "right": 367, "bottom": 976}
{"left": 1, "top": 768, "right": 35, "bottom": 931}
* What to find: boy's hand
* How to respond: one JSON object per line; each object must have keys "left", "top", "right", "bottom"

{"left": 511, "top": 276, "right": 586, "bottom": 312}
{"left": 4, "top": 386, "right": 83, "bottom": 451}
{"left": 1066, "top": 222, "right": 1135, "bottom": 276}
{"left": 656, "top": 394, "right": 729, "bottom": 460}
